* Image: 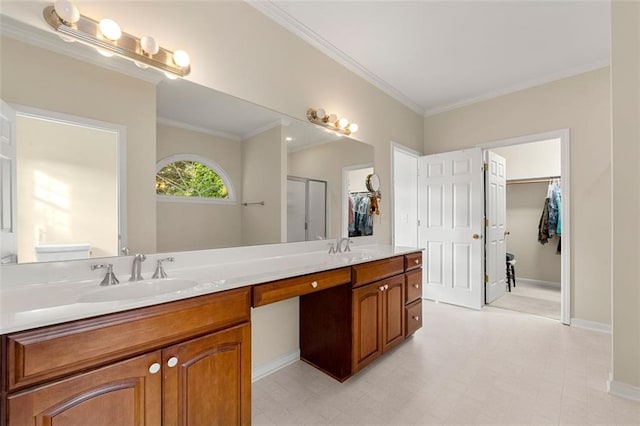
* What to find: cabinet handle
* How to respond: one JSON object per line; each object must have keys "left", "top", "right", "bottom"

{"left": 148, "top": 363, "right": 161, "bottom": 374}
{"left": 413, "top": 284, "right": 420, "bottom": 289}
{"left": 311, "top": 281, "right": 318, "bottom": 288}
{"left": 167, "top": 357, "right": 178, "bottom": 368}
{"left": 384, "top": 284, "right": 389, "bottom": 290}
{"left": 414, "top": 259, "right": 420, "bottom": 264}
{"left": 379, "top": 286, "right": 385, "bottom": 292}
{"left": 413, "top": 316, "right": 420, "bottom": 321}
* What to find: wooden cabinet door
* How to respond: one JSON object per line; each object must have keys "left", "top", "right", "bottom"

{"left": 7, "top": 351, "right": 162, "bottom": 426}
{"left": 352, "top": 282, "right": 383, "bottom": 372}
{"left": 163, "top": 323, "right": 251, "bottom": 426}
{"left": 381, "top": 275, "right": 405, "bottom": 352}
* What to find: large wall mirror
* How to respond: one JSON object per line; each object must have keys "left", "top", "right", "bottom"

{"left": 0, "top": 16, "right": 375, "bottom": 264}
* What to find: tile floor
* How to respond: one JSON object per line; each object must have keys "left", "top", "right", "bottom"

{"left": 491, "top": 282, "right": 561, "bottom": 320}
{"left": 253, "top": 301, "right": 640, "bottom": 425}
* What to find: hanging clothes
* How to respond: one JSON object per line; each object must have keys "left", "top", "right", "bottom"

{"left": 538, "top": 179, "right": 562, "bottom": 253}
{"left": 538, "top": 198, "right": 551, "bottom": 244}
{"left": 349, "top": 193, "right": 373, "bottom": 237}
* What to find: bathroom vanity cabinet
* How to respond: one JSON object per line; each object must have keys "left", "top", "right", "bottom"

{"left": 2, "top": 287, "right": 252, "bottom": 426}
{"left": 298, "top": 252, "right": 423, "bottom": 381}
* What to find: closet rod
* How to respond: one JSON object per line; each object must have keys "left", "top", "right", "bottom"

{"left": 507, "top": 176, "right": 560, "bottom": 185}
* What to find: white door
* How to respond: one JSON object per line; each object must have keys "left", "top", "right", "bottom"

{"left": 393, "top": 146, "right": 419, "bottom": 247}
{"left": 484, "top": 150, "right": 507, "bottom": 303}
{"left": 0, "top": 100, "right": 17, "bottom": 263}
{"left": 419, "top": 148, "right": 484, "bottom": 309}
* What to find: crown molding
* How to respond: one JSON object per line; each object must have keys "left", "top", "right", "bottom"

{"left": 0, "top": 15, "right": 164, "bottom": 85}
{"left": 242, "top": 118, "right": 289, "bottom": 140}
{"left": 423, "top": 59, "right": 610, "bottom": 117}
{"left": 157, "top": 117, "right": 242, "bottom": 141}
{"left": 247, "top": 1, "right": 426, "bottom": 116}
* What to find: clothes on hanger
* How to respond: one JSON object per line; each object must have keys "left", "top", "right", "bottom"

{"left": 538, "top": 178, "right": 562, "bottom": 253}
{"left": 349, "top": 192, "right": 373, "bottom": 237}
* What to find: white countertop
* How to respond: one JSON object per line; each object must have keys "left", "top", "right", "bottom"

{"left": 0, "top": 243, "right": 422, "bottom": 334}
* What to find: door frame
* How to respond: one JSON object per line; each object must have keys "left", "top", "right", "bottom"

{"left": 390, "top": 142, "right": 421, "bottom": 247}
{"left": 12, "top": 104, "right": 128, "bottom": 257}
{"left": 477, "top": 129, "right": 571, "bottom": 325}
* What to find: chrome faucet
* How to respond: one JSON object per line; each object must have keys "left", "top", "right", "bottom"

{"left": 92, "top": 263, "right": 119, "bottom": 286}
{"left": 338, "top": 237, "right": 353, "bottom": 253}
{"left": 129, "top": 253, "right": 146, "bottom": 282}
{"left": 152, "top": 257, "right": 175, "bottom": 279}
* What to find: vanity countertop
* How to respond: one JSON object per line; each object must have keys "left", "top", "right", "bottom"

{"left": 0, "top": 244, "right": 422, "bottom": 334}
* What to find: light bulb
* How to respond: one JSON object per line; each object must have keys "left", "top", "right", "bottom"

{"left": 140, "top": 36, "right": 159, "bottom": 55}
{"left": 54, "top": 0, "right": 80, "bottom": 24}
{"left": 173, "top": 50, "right": 190, "bottom": 67}
{"left": 96, "top": 48, "right": 113, "bottom": 57}
{"left": 99, "top": 18, "right": 121, "bottom": 41}
{"left": 134, "top": 61, "right": 149, "bottom": 69}
{"left": 285, "top": 137, "right": 293, "bottom": 141}
{"left": 315, "top": 108, "right": 326, "bottom": 120}
{"left": 164, "top": 72, "right": 179, "bottom": 80}
{"left": 348, "top": 123, "right": 359, "bottom": 133}
{"left": 338, "top": 117, "right": 349, "bottom": 129}
{"left": 327, "top": 114, "right": 337, "bottom": 124}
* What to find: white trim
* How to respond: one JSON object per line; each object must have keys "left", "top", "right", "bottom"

{"left": 516, "top": 277, "right": 561, "bottom": 288}
{"left": 157, "top": 117, "right": 241, "bottom": 141}
{"left": 12, "top": 104, "right": 128, "bottom": 256}
{"left": 390, "top": 142, "right": 421, "bottom": 247}
{"left": 423, "top": 60, "right": 610, "bottom": 117}
{"left": 156, "top": 153, "right": 237, "bottom": 203}
{"left": 478, "top": 128, "right": 571, "bottom": 325}
{"left": 242, "top": 118, "right": 290, "bottom": 141}
{"left": 608, "top": 375, "right": 640, "bottom": 401}
{"left": 252, "top": 349, "right": 300, "bottom": 382}
{"left": 247, "top": 1, "right": 425, "bottom": 115}
{"left": 571, "top": 318, "right": 611, "bottom": 334}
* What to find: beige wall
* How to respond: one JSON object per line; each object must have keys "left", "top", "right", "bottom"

{"left": 492, "top": 139, "right": 561, "bottom": 180}
{"left": 288, "top": 139, "right": 374, "bottom": 239}
{"left": 506, "top": 183, "right": 561, "bottom": 284}
{"left": 611, "top": 1, "right": 640, "bottom": 389}
{"left": 241, "top": 125, "right": 285, "bottom": 246}
{"left": 0, "top": 36, "right": 157, "bottom": 255}
{"left": 156, "top": 123, "right": 242, "bottom": 252}
{"left": 424, "top": 68, "right": 611, "bottom": 325}
{"left": 16, "top": 116, "right": 118, "bottom": 262}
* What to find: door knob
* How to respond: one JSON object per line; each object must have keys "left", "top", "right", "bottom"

{"left": 472, "top": 234, "right": 480, "bottom": 239}
{"left": 504, "top": 231, "right": 511, "bottom": 236}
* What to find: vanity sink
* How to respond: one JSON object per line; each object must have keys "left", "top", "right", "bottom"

{"left": 77, "top": 278, "right": 199, "bottom": 303}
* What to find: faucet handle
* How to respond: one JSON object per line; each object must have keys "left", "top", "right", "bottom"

{"left": 328, "top": 242, "right": 338, "bottom": 255}
{"left": 92, "top": 263, "right": 119, "bottom": 286}
{"left": 152, "top": 257, "right": 174, "bottom": 279}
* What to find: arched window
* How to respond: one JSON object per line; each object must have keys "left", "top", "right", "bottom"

{"left": 156, "top": 154, "right": 236, "bottom": 204}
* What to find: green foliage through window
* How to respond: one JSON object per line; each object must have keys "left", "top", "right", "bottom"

{"left": 156, "top": 161, "right": 229, "bottom": 199}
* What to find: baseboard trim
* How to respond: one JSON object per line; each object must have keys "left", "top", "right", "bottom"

{"left": 517, "top": 277, "right": 561, "bottom": 288}
{"left": 571, "top": 318, "right": 611, "bottom": 333}
{"left": 252, "top": 349, "right": 300, "bottom": 382}
{"left": 608, "top": 375, "right": 640, "bottom": 401}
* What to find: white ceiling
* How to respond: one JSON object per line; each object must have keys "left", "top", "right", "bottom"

{"left": 252, "top": 1, "right": 611, "bottom": 115}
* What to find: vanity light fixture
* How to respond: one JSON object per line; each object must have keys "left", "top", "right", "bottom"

{"left": 306, "top": 108, "right": 359, "bottom": 136}
{"left": 43, "top": 1, "right": 191, "bottom": 78}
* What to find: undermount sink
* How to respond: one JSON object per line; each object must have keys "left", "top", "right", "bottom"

{"left": 77, "top": 278, "right": 199, "bottom": 303}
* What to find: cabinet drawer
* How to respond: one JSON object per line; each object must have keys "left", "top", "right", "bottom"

{"left": 253, "top": 267, "right": 351, "bottom": 307}
{"left": 6, "top": 287, "right": 251, "bottom": 391}
{"left": 352, "top": 256, "right": 404, "bottom": 288}
{"left": 405, "top": 252, "right": 423, "bottom": 271}
{"left": 405, "top": 269, "right": 422, "bottom": 304}
{"left": 405, "top": 299, "right": 423, "bottom": 337}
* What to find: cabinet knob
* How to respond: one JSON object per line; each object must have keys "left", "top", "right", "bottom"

{"left": 384, "top": 284, "right": 389, "bottom": 290}
{"left": 311, "top": 281, "right": 318, "bottom": 288}
{"left": 413, "top": 316, "right": 420, "bottom": 321}
{"left": 413, "top": 284, "right": 420, "bottom": 289}
{"left": 414, "top": 259, "right": 420, "bottom": 264}
{"left": 148, "top": 362, "right": 161, "bottom": 374}
{"left": 167, "top": 356, "right": 178, "bottom": 368}
{"left": 379, "top": 286, "right": 385, "bottom": 292}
